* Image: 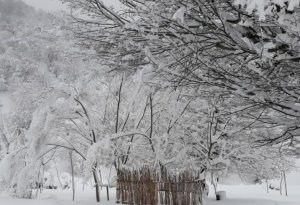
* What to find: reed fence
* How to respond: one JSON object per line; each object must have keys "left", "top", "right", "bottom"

{"left": 116, "top": 167, "right": 203, "bottom": 205}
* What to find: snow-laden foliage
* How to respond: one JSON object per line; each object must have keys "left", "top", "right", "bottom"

{"left": 0, "top": 0, "right": 97, "bottom": 197}
{"left": 0, "top": 0, "right": 298, "bottom": 202}
{"left": 84, "top": 137, "right": 113, "bottom": 179}
{"left": 234, "top": 0, "right": 300, "bottom": 20}
{"left": 0, "top": 149, "right": 25, "bottom": 187}
{"left": 16, "top": 163, "right": 36, "bottom": 198}
{"left": 63, "top": 0, "right": 300, "bottom": 152}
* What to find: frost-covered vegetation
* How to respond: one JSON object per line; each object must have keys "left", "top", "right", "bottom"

{"left": 0, "top": 0, "right": 300, "bottom": 204}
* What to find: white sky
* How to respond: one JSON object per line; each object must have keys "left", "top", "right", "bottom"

{"left": 23, "top": 0, "right": 121, "bottom": 12}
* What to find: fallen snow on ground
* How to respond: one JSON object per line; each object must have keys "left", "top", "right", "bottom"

{"left": 0, "top": 187, "right": 115, "bottom": 205}
{"left": 206, "top": 184, "right": 300, "bottom": 205}
{"left": 0, "top": 184, "right": 299, "bottom": 205}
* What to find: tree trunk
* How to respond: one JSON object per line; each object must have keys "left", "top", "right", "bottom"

{"left": 106, "top": 186, "right": 110, "bottom": 201}
{"left": 211, "top": 172, "right": 217, "bottom": 196}
{"left": 35, "top": 168, "right": 41, "bottom": 197}
{"left": 82, "top": 160, "right": 85, "bottom": 191}
{"left": 55, "top": 167, "right": 63, "bottom": 189}
{"left": 99, "top": 169, "right": 103, "bottom": 190}
{"left": 266, "top": 179, "right": 269, "bottom": 193}
{"left": 93, "top": 164, "right": 100, "bottom": 202}
{"left": 70, "top": 151, "right": 75, "bottom": 201}
{"left": 283, "top": 171, "right": 288, "bottom": 196}
{"left": 280, "top": 172, "right": 283, "bottom": 195}
{"left": 40, "top": 160, "right": 45, "bottom": 193}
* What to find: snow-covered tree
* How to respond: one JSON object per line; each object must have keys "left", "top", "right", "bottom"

{"left": 0, "top": 0, "right": 98, "bottom": 198}
{"left": 62, "top": 0, "right": 300, "bottom": 151}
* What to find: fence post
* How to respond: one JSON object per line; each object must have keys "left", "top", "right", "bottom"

{"left": 106, "top": 186, "right": 109, "bottom": 201}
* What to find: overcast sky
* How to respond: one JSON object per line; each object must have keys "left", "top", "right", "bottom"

{"left": 23, "top": 0, "right": 121, "bottom": 12}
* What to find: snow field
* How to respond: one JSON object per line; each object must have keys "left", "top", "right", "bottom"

{"left": 0, "top": 184, "right": 299, "bottom": 205}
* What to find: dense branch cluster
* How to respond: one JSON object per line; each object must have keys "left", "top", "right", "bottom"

{"left": 0, "top": 0, "right": 298, "bottom": 202}
{"left": 62, "top": 0, "right": 300, "bottom": 148}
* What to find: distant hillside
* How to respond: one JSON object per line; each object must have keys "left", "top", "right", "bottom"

{"left": 0, "top": 0, "right": 34, "bottom": 21}
{"left": 0, "top": 0, "right": 84, "bottom": 130}
{"left": 0, "top": 0, "right": 72, "bottom": 91}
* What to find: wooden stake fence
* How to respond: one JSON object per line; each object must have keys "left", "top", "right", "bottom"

{"left": 116, "top": 167, "right": 203, "bottom": 205}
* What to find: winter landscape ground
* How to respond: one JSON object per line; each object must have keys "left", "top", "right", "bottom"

{"left": 1, "top": 163, "right": 300, "bottom": 205}
{"left": 1, "top": 184, "right": 300, "bottom": 205}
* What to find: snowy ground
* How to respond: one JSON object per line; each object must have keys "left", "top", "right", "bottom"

{"left": 206, "top": 184, "right": 300, "bottom": 205}
{"left": 0, "top": 184, "right": 299, "bottom": 205}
